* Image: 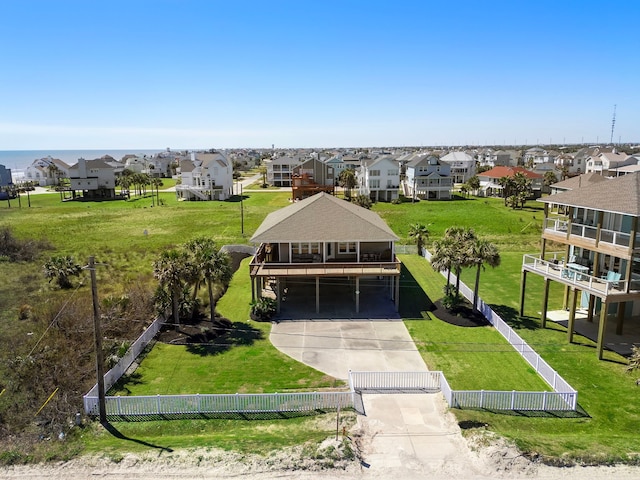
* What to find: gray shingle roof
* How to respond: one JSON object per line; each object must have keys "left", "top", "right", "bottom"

{"left": 250, "top": 192, "right": 399, "bottom": 243}
{"left": 551, "top": 172, "right": 607, "bottom": 190}
{"left": 540, "top": 172, "right": 640, "bottom": 216}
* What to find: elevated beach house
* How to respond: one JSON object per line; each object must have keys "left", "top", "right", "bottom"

{"left": 249, "top": 192, "right": 401, "bottom": 314}
{"left": 520, "top": 173, "right": 640, "bottom": 358}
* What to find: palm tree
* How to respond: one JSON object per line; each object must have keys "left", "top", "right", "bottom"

{"left": 443, "top": 226, "right": 477, "bottom": 296}
{"left": 430, "top": 237, "right": 455, "bottom": 287}
{"left": 153, "top": 249, "right": 194, "bottom": 326}
{"left": 468, "top": 238, "right": 501, "bottom": 310}
{"left": 43, "top": 255, "right": 82, "bottom": 289}
{"left": 338, "top": 169, "right": 356, "bottom": 200}
{"left": 467, "top": 175, "right": 481, "bottom": 195}
{"left": 185, "top": 237, "right": 232, "bottom": 321}
{"left": 408, "top": 223, "right": 430, "bottom": 255}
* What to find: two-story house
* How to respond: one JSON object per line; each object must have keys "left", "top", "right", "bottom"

{"left": 440, "top": 151, "right": 476, "bottom": 184}
{"left": 586, "top": 150, "right": 634, "bottom": 176}
{"left": 264, "top": 155, "right": 302, "bottom": 187}
{"left": 520, "top": 173, "right": 640, "bottom": 359}
{"left": 290, "top": 157, "right": 335, "bottom": 200}
{"left": 404, "top": 154, "right": 452, "bottom": 200}
{"left": 68, "top": 158, "right": 117, "bottom": 199}
{"left": 249, "top": 192, "right": 401, "bottom": 315}
{"left": 356, "top": 156, "right": 400, "bottom": 202}
{"left": 175, "top": 152, "right": 233, "bottom": 201}
{"left": 24, "top": 156, "right": 70, "bottom": 187}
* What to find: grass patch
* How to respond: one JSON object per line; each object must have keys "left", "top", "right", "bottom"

{"left": 110, "top": 259, "right": 342, "bottom": 396}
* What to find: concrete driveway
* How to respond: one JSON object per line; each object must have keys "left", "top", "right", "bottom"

{"left": 270, "top": 319, "right": 484, "bottom": 477}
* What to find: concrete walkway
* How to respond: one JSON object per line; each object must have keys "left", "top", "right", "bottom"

{"left": 270, "top": 320, "right": 485, "bottom": 477}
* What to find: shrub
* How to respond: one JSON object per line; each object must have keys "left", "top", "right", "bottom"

{"left": 250, "top": 297, "right": 277, "bottom": 321}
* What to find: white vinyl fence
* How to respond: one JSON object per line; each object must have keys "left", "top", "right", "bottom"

{"left": 421, "top": 248, "right": 578, "bottom": 410}
{"left": 84, "top": 391, "right": 354, "bottom": 418}
{"left": 349, "top": 371, "right": 441, "bottom": 392}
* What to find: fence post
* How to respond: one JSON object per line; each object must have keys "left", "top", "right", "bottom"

{"left": 553, "top": 371, "right": 558, "bottom": 390}
{"left": 156, "top": 394, "right": 161, "bottom": 415}
{"left": 480, "top": 390, "right": 484, "bottom": 408}
{"left": 196, "top": 393, "right": 200, "bottom": 414}
{"left": 542, "top": 391, "right": 547, "bottom": 411}
{"left": 511, "top": 390, "right": 515, "bottom": 410}
{"left": 235, "top": 392, "right": 240, "bottom": 412}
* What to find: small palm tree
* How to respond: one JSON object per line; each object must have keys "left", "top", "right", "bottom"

{"left": 443, "top": 227, "right": 477, "bottom": 296}
{"left": 430, "top": 237, "right": 455, "bottom": 287}
{"left": 338, "top": 169, "right": 356, "bottom": 200}
{"left": 153, "top": 249, "right": 194, "bottom": 326}
{"left": 43, "top": 255, "right": 82, "bottom": 289}
{"left": 469, "top": 238, "right": 501, "bottom": 310}
{"left": 408, "top": 223, "right": 430, "bottom": 255}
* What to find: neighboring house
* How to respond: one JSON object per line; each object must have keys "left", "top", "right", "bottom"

{"left": 264, "top": 155, "right": 302, "bottom": 187}
{"left": 478, "top": 149, "right": 518, "bottom": 168}
{"left": 520, "top": 172, "right": 640, "bottom": 359}
{"left": 249, "top": 192, "right": 401, "bottom": 314}
{"left": 404, "top": 154, "right": 452, "bottom": 200}
{"left": 291, "top": 156, "right": 335, "bottom": 200}
{"left": 549, "top": 172, "right": 607, "bottom": 195}
{"left": 324, "top": 155, "right": 347, "bottom": 179}
{"left": 24, "top": 156, "right": 70, "bottom": 187}
{"left": 175, "top": 152, "right": 233, "bottom": 201}
{"left": 0, "top": 164, "right": 12, "bottom": 187}
{"left": 440, "top": 151, "right": 476, "bottom": 184}
{"left": 523, "top": 147, "right": 555, "bottom": 166}
{"left": 585, "top": 150, "right": 634, "bottom": 176}
{"left": 68, "top": 158, "right": 117, "bottom": 199}
{"left": 357, "top": 155, "right": 400, "bottom": 202}
{"left": 476, "top": 166, "right": 543, "bottom": 197}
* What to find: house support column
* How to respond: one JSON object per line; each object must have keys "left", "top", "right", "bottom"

{"left": 251, "top": 276, "right": 256, "bottom": 302}
{"left": 563, "top": 285, "right": 570, "bottom": 310}
{"left": 276, "top": 277, "right": 281, "bottom": 313}
{"left": 519, "top": 271, "right": 527, "bottom": 317}
{"left": 540, "top": 278, "right": 550, "bottom": 328}
{"left": 616, "top": 302, "right": 625, "bottom": 335}
{"left": 394, "top": 275, "right": 400, "bottom": 310}
{"left": 597, "top": 303, "right": 609, "bottom": 360}
{"left": 567, "top": 288, "right": 579, "bottom": 343}
{"left": 355, "top": 277, "right": 360, "bottom": 314}
{"left": 315, "top": 276, "right": 320, "bottom": 314}
{"left": 587, "top": 295, "right": 595, "bottom": 322}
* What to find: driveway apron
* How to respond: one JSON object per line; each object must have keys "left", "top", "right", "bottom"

{"left": 270, "top": 319, "right": 479, "bottom": 477}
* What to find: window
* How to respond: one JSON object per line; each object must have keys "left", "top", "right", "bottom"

{"left": 369, "top": 169, "right": 380, "bottom": 176}
{"left": 370, "top": 179, "right": 380, "bottom": 188}
{"left": 291, "top": 242, "right": 320, "bottom": 254}
{"left": 338, "top": 242, "right": 356, "bottom": 254}
{"left": 387, "top": 169, "right": 398, "bottom": 176}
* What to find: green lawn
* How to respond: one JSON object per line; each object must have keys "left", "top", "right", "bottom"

{"left": 3, "top": 192, "right": 640, "bottom": 464}
{"left": 111, "top": 259, "right": 342, "bottom": 395}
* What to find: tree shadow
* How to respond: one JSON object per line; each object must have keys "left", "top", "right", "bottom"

{"left": 101, "top": 421, "right": 174, "bottom": 452}
{"left": 226, "top": 194, "right": 250, "bottom": 203}
{"left": 185, "top": 321, "right": 263, "bottom": 356}
{"left": 399, "top": 264, "right": 435, "bottom": 319}
{"left": 109, "top": 372, "right": 144, "bottom": 395}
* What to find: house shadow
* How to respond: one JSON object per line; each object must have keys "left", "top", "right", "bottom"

{"left": 490, "top": 304, "right": 540, "bottom": 330}
{"left": 399, "top": 264, "right": 435, "bottom": 319}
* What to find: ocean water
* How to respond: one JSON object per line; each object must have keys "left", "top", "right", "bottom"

{"left": 0, "top": 149, "right": 164, "bottom": 181}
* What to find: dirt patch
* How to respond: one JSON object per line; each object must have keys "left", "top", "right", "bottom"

{"left": 432, "top": 300, "right": 491, "bottom": 327}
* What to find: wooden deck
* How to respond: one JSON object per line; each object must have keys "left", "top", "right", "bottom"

{"left": 251, "top": 259, "right": 401, "bottom": 278}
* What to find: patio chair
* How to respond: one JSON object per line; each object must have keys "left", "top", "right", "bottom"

{"left": 601, "top": 271, "right": 621, "bottom": 288}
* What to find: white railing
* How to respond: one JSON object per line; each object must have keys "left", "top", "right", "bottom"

{"left": 84, "top": 391, "right": 353, "bottom": 418}
{"left": 349, "top": 371, "right": 441, "bottom": 392}
{"left": 522, "top": 254, "right": 627, "bottom": 296}
{"left": 421, "top": 248, "right": 577, "bottom": 410}
{"left": 544, "top": 217, "right": 632, "bottom": 248}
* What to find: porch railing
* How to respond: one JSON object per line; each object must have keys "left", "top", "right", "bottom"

{"left": 543, "top": 217, "right": 634, "bottom": 248}
{"left": 522, "top": 254, "right": 627, "bottom": 296}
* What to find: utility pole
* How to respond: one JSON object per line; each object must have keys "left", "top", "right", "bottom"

{"left": 240, "top": 183, "right": 244, "bottom": 236}
{"left": 87, "top": 256, "right": 106, "bottom": 423}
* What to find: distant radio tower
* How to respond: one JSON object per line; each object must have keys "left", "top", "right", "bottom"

{"left": 610, "top": 104, "right": 616, "bottom": 144}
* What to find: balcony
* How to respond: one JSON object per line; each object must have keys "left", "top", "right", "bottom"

{"left": 522, "top": 254, "right": 640, "bottom": 301}
{"left": 543, "top": 217, "right": 638, "bottom": 255}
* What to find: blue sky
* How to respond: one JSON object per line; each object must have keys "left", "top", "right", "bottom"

{"left": 1, "top": 0, "right": 638, "bottom": 149}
